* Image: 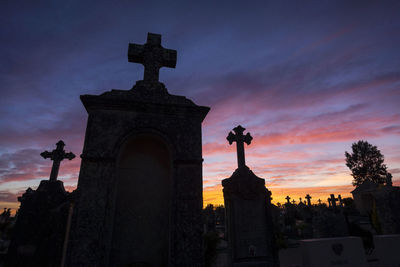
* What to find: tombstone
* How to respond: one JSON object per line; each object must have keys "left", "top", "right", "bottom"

{"left": 292, "top": 199, "right": 296, "bottom": 205}
{"left": 285, "top": 196, "right": 291, "bottom": 204}
{"left": 351, "top": 181, "right": 378, "bottom": 215}
{"left": 318, "top": 199, "right": 322, "bottom": 205}
{"left": 65, "top": 33, "right": 209, "bottom": 267}
{"left": 6, "top": 141, "right": 74, "bottom": 267}
{"left": 370, "top": 234, "right": 400, "bottom": 267}
{"left": 305, "top": 194, "right": 312, "bottom": 206}
{"left": 299, "top": 197, "right": 302, "bottom": 204}
{"left": 280, "top": 237, "right": 367, "bottom": 267}
{"left": 328, "top": 194, "right": 339, "bottom": 209}
{"left": 351, "top": 181, "right": 400, "bottom": 234}
{"left": 338, "top": 195, "right": 343, "bottom": 207}
{"left": 222, "top": 126, "right": 279, "bottom": 267}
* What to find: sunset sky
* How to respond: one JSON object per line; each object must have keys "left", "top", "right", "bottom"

{"left": 1, "top": 0, "right": 400, "bottom": 212}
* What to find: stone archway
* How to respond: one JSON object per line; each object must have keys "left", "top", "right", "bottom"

{"left": 110, "top": 134, "right": 172, "bottom": 267}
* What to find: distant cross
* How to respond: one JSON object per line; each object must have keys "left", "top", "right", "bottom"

{"left": 305, "top": 194, "right": 312, "bottom": 206}
{"left": 292, "top": 199, "right": 296, "bottom": 205}
{"left": 318, "top": 199, "right": 322, "bottom": 205}
{"left": 299, "top": 197, "right": 302, "bottom": 203}
{"left": 128, "top": 33, "right": 177, "bottom": 82}
{"left": 40, "top": 140, "right": 75, "bottom": 181}
{"left": 329, "top": 194, "right": 338, "bottom": 208}
{"left": 328, "top": 198, "right": 331, "bottom": 207}
{"left": 285, "top": 196, "right": 291, "bottom": 204}
{"left": 338, "top": 194, "right": 343, "bottom": 207}
{"left": 227, "top": 125, "right": 253, "bottom": 168}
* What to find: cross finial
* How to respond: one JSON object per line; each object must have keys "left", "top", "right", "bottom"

{"left": 128, "top": 33, "right": 177, "bottom": 83}
{"left": 292, "top": 199, "right": 296, "bottom": 205}
{"left": 227, "top": 125, "right": 253, "bottom": 168}
{"left": 305, "top": 194, "right": 312, "bottom": 206}
{"left": 285, "top": 196, "right": 291, "bottom": 204}
{"left": 40, "top": 140, "right": 75, "bottom": 181}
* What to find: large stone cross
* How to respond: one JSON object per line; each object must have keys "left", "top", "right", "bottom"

{"left": 128, "top": 33, "right": 177, "bottom": 82}
{"left": 40, "top": 140, "right": 75, "bottom": 181}
{"left": 227, "top": 125, "right": 253, "bottom": 168}
{"left": 285, "top": 196, "right": 291, "bottom": 204}
{"left": 305, "top": 194, "right": 312, "bottom": 206}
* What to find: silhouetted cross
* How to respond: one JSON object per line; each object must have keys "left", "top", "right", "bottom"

{"left": 318, "top": 199, "right": 322, "bottom": 205}
{"left": 285, "top": 196, "right": 291, "bottom": 204}
{"left": 128, "top": 33, "right": 177, "bottom": 82}
{"left": 227, "top": 125, "right": 253, "bottom": 168}
{"left": 292, "top": 199, "right": 296, "bottom": 205}
{"left": 329, "top": 194, "right": 338, "bottom": 208}
{"left": 305, "top": 194, "right": 312, "bottom": 206}
{"left": 299, "top": 197, "right": 302, "bottom": 203}
{"left": 338, "top": 194, "right": 343, "bottom": 207}
{"left": 41, "top": 140, "right": 75, "bottom": 181}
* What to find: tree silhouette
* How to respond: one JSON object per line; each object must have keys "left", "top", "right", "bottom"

{"left": 345, "top": 140, "right": 391, "bottom": 186}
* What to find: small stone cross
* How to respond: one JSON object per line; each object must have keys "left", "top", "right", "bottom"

{"left": 128, "top": 33, "right": 177, "bottom": 82}
{"left": 292, "top": 199, "right": 296, "bottom": 205}
{"left": 329, "top": 194, "right": 338, "bottom": 208}
{"left": 227, "top": 125, "right": 253, "bottom": 168}
{"left": 338, "top": 194, "right": 343, "bottom": 207}
{"left": 299, "top": 197, "right": 302, "bottom": 203}
{"left": 305, "top": 194, "right": 312, "bottom": 206}
{"left": 285, "top": 196, "right": 291, "bottom": 204}
{"left": 40, "top": 140, "right": 75, "bottom": 181}
{"left": 318, "top": 199, "right": 322, "bottom": 205}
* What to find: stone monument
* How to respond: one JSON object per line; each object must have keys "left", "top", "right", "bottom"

{"left": 351, "top": 181, "right": 400, "bottom": 234}
{"left": 6, "top": 141, "right": 74, "bottom": 267}
{"left": 328, "top": 194, "right": 338, "bottom": 209}
{"left": 65, "top": 33, "right": 209, "bottom": 267}
{"left": 222, "top": 125, "right": 279, "bottom": 267}
{"left": 305, "top": 194, "right": 312, "bottom": 206}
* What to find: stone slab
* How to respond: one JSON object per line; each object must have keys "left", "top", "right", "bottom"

{"left": 372, "top": 235, "right": 400, "bottom": 267}
{"left": 300, "top": 237, "right": 367, "bottom": 267}
{"left": 279, "top": 246, "right": 302, "bottom": 267}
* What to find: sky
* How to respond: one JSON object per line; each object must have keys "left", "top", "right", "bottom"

{"left": 1, "top": 0, "right": 400, "bottom": 212}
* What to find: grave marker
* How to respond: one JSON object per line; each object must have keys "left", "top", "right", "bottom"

{"left": 305, "top": 194, "right": 312, "bottom": 206}
{"left": 222, "top": 126, "right": 279, "bottom": 267}
{"left": 65, "top": 33, "right": 209, "bottom": 267}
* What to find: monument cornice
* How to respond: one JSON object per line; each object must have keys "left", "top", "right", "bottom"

{"left": 80, "top": 89, "right": 209, "bottom": 122}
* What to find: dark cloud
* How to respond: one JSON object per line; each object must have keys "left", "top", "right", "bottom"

{"left": 0, "top": 191, "right": 21, "bottom": 202}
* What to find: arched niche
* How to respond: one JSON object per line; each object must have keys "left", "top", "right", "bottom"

{"left": 110, "top": 133, "right": 172, "bottom": 267}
